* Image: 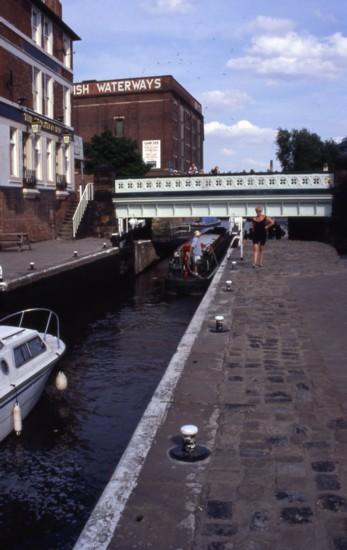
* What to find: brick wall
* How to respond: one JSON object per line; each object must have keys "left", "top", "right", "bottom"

{"left": 44, "top": 0, "right": 62, "bottom": 18}
{"left": 1, "top": 0, "right": 32, "bottom": 37}
{"left": 0, "top": 188, "right": 75, "bottom": 241}
{"left": 0, "top": 48, "right": 33, "bottom": 106}
{"left": 72, "top": 84, "right": 204, "bottom": 173}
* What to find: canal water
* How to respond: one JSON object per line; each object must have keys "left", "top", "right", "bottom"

{"left": 0, "top": 259, "right": 201, "bottom": 549}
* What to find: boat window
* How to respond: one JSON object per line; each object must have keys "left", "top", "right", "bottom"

{"left": 28, "top": 336, "right": 46, "bottom": 358}
{"left": 14, "top": 337, "right": 46, "bottom": 368}
{"left": 14, "top": 344, "right": 32, "bottom": 368}
{"left": 1, "top": 359, "right": 9, "bottom": 375}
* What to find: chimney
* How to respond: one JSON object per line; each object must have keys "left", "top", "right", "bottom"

{"left": 269, "top": 159, "right": 273, "bottom": 172}
{"left": 44, "top": 0, "right": 62, "bottom": 18}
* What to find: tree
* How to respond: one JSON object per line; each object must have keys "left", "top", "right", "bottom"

{"left": 84, "top": 131, "right": 149, "bottom": 177}
{"left": 276, "top": 129, "right": 292, "bottom": 171}
{"left": 276, "top": 128, "right": 340, "bottom": 171}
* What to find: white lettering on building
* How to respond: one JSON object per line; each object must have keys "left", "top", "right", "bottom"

{"left": 73, "top": 83, "right": 90, "bottom": 95}
{"left": 73, "top": 78, "right": 162, "bottom": 96}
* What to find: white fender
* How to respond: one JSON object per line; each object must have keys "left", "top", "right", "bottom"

{"left": 13, "top": 402, "right": 22, "bottom": 436}
{"left": 55, "top": 371, "right": 68, "bottom": 391}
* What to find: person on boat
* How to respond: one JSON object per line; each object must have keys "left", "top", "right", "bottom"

{"left": 191, "top": 230, "right": 204, "bottom": 273}
{"left": 251, "top": 207, "right": 274, "bottom": 268}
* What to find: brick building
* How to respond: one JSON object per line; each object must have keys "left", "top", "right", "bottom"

{"left": 0, "top": 0, "right": 80, "bottom": 240}
{"left": 72, "top": 75, "right": 204, "bottom": 175}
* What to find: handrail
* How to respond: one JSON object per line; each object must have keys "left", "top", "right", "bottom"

{"left": 72, "top": 182, "right": 94, "bottom": 238}
{"left": 0, "top": 308, "right": 62, "bottom": 348}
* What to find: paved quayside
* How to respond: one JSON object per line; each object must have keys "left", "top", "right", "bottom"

{"left": 0, "top": 237, "right": 118, "bottom": 292}
{"left": 77, "top": 240, "right": 347, "bottom": 550}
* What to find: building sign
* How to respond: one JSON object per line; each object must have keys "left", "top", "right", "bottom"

{"left": 74, "top": 135, "right": 84, "bottom": 160}
{"left": 73, "top": 78, "right": 162, "bottom": 97}
{"left": 142, "top": 140, "right": 161, "bottom": 169}
{"left": 23, "top": 112, "right": 64, "bottom": 136}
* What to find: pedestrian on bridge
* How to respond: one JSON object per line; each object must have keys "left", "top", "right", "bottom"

{"left": 251, "top": 207, "right": 274, "bottom": 268}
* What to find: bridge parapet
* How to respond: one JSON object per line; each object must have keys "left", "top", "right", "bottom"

{"left": 115, "top": 172, "right": 333, "bottom": 194}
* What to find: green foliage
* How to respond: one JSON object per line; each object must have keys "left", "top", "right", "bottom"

{"left": 84, "top": 131, "right": 149, "bottom": 177}
{"left": 276, "top": 128, "right": 340, "bottom": 171}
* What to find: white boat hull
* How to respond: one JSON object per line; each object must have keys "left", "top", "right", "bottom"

{"left": 0, "top": 355, "right": 61, "bottom": 442}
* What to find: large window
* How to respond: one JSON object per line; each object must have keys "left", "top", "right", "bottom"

{"left": 43, "top": 74, "right": 53, "bottom": 118}
{"left": 22, "top": 132, "right": 31, "bottom": 171}
{"left": 63, "top": 35, "right": 72, "bottom": 69}
{"left": 64, "top": 144, "right": 71, "bottom": 184}
{"left": 34, "top": 136, "right": 42, "bottom": 181}
{"left": 42, "top": 17, "right": 53, "bottom": 54}
{"left": 9, "top": 128, "right": 19, "bottom": 178}
{"left": 114, "top": 117, "right": 124, "bottom": 138}
{"left": 46, "top": 139, "right": 54, "bottom": 182}
{"left": 33, "top": 68, "right": 42, "bottom": 114}
{"left": 32, "top": 8, "right": 41, "bottom": 46}
{"left": 63, "top": 87, "right": 71, "bottom": 126}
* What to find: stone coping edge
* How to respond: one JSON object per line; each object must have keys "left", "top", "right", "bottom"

{"left": 73, "top": 246, "right": 236, "bottom": 550}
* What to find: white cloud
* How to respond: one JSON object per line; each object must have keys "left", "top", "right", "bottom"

{"left": 205, "top": 120, "right": 276, "bottom": 142}
{"left": 142, "top": 0, "right": 193, "bottom": 14}
{"left": 227, "top": 31, "right": 347, "bottom": 79}
{"left": 222, "top": 147, "right": 236, "bottom": 156}
{"left": 200, "top": 89, "right": 252, "bottom": 110}
{"left": 241, "top": 157, "right": 270, "bottom": 170}
{"left": 241, "top": 15, "right": 295, "bottom": 34}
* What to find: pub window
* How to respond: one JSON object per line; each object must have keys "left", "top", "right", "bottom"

{"left": 22, "top": 132, "right": 31, "bottom": 172}
{"left": 114, "top": 118, "right": 124, "bottom": 138}
{"left": 64, "top": 144, "right": 71, "bottom": 184}
{"left": 33, "top": 68, "right": 42, "bottom": 114}
{"left": 32, "top": 8, "right": 41, "bottom": 46}
{"left": 34, "top": 136, "right": 42, "bottom": 181}
{"left": 46, "top": 139, "right": 54, "bottom": 182}
{"left": 9, "top": 128, "right": 19, "bottom": 178}
{"left": 63, "top": 87, "right": 71, "bottom": 126}
{"left": 55, "top": 142, "right": 63, "bottom": 180}
{"left": 63, "top": 34, "right": 72, "bottom": 69}
{"left": 42, "top": 17, "right": 53, "bottom": 54}
{"left": 43, "top": 74, "right": 53, "bottom": 118}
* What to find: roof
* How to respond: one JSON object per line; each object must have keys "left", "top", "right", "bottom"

{"left": 31, "top": 0, "right": 80, "bottom": 40}
{"left": 0, "top": 326, "right": 36, "bottom": 343}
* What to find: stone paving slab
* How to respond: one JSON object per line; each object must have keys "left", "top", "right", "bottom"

{"left": 108, "top": 240, "right": 347, "bottom": 550}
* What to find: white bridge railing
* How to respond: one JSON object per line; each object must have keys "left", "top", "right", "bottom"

{"left": 72, "top": 182, "right": 94, "bottom": 238}
{"left": 115, "top": 172, "right": 333, "bottom": 194}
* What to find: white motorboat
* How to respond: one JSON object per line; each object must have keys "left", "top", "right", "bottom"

{"left": 0, "top": 308, "right": 66, "bottom": 442}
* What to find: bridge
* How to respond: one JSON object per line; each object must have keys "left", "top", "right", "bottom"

{"left": 113, "top": 172, "right": 334, "bottom": 219}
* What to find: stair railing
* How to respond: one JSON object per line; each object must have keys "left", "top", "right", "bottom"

{"left": 72, "top": 182, "right": 94, "bottom": 238}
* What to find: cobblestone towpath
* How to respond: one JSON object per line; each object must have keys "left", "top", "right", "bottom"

{"left": 109, "top": 240, "right": 347, "bottom": 550}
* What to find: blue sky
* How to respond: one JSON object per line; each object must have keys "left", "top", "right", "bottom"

{"left": 64, "top": 0, "right": 347, "bottom": 172}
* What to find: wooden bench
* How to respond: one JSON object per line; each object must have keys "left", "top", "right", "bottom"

{"left": 0, "top": 233, "right": 31, "bottom": 251}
